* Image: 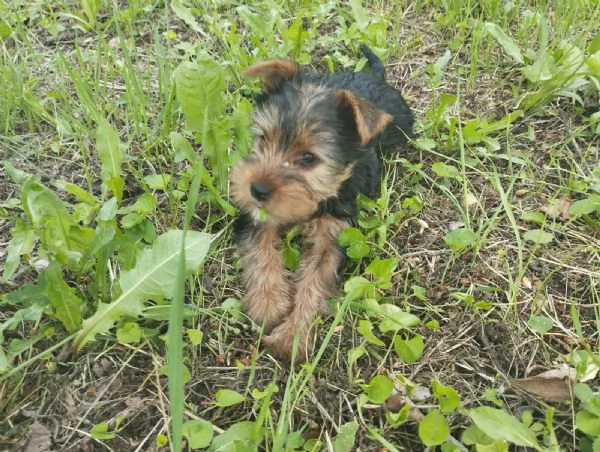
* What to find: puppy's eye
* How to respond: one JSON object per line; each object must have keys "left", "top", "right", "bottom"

{"left": 297, "top": 152, "right": 318, "bottom": 167}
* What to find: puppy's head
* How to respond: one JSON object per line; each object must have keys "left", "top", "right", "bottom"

{"left": 230, "top": 60, "right": 393, "bottom": 226}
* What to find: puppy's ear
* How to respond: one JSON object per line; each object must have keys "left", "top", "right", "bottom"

{"left": 336, "top": 90, "right": 393, "bottom": 145}
{"left": 243, "top": 60, "right": 298, "bottom": 91}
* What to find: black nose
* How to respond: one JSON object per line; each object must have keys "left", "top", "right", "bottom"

{"left": 250, "top": 181, "right": 273, "bottom": 202}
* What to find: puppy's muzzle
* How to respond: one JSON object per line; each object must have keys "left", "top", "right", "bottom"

{"left": 250, "top": 181, "right": 273, "bottom": 202}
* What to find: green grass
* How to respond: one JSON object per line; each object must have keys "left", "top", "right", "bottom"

{"left": 1, "top": 0, "right": 600, "bottom": 450}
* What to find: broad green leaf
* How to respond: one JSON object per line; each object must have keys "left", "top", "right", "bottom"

{"left": 426, "top": 319, "right": 440, "bottom": 329}
{"left": 432, "top": 162, "right": 461, "bottom": 180}
{"left": 106, "top": 176, "right": 125, "bottom": 203}
{"left": 349, "top": 0, "right": 369, "bottom": 29}
{"left": 208, "top": 421, "right": 261, "bottom": 451}
{"left": 414, "top": 138, "right": 436, "bottom": 151}
{"left": 3, "top": 160, "right": 31, "bottom": 184}
{"left": 55, "top": 180, "right": 97, "bottom": 205}
{"left": 0, "top": 22, "right": 12, "bottom": 40}
{"left": 402, "top": 195, "right": 424, "bottom": 214}
{"left": 485, "top": 22, "right": 524, "bottom": 64}
{"left": 231, "top": 97, "right": 254, "bottom": 156}
{"left": 365, "top": 258, "right": 397, "bottom": 281}
{"left": 4, "top": 326, "right": 54, "bottom": 370}
{"left": 462, "top": 424, "right": 493, "bottom": 445}
{"left": 469, "top": 407, "right": 542, "bottom": 450}
{"left": 200, "top": 117, "right": 231, "bottom": 178}
{"left": 347, "top": 241, "right": 370, "bottom": 259}
{"left": 144, "top": 174, "right": 172, "bottom": 190}
{"left": 284, "top": 431, "right": 305, "bottom": 450}
{"left": 412, "top": 285, "right": 428, "bottom": 301}
{"left": 77, "top": 221, "right": 116, "bottom": 274}
{"left": 0, "top": 303, "right": 45, "bottom": 344}
{"left": 282, "top": 242, "right": 300, "bottom": 271}
{"left": 576, "top": 410, "right": 600, "bottom": 436}
{"left": 74, "top": 230, "right": 211, "bottom": 349}
{"left": 171, "top": 0, "right": 203, "bottom": 32}
{"left": 379, "top": 310, "right": 420, "bottom": 333}
{"left": 120, "top": 193, "right": 156, "bottom": 214}
{"left": 120, "top": 193, "right": 157, "bottom": 229}
{"left": 236, "top": 6, "right": 267, "bottom": 35}
{"left": 471, "top": 439, "right": 509, "bottom": 451}
{"left": 569, "top": 194, "right": 600, "bottom": 217}
{"left": 521, "top": 211, "right": 545, "bottom": 223}
{"left": 343, "top": 276, "right": 375, "bottom": 301}
{"left": 186, "top": 328, "right": 203, "bottom": 346}
{"left": 440, "top": 442, "right": 460, "bottom": 452}
{"left": 338, "top": 227, "right": 366, "bottom": 246}
{"left": 99, "top": 198, "right": 118, "bottom": 221}
{"left": 393, "top": 335, "right": 424, "bottom": 364}
{"left": 174, "top": 60, "right": 226, "bottom": 134}
{"left": 2, "top": 220, "right": 35, "bottom": 281}
{"left": 385, "top": 403, "right": 411, "bottom": 427}
{"left": 42, "top": 262, "right": 82, "bottom": 332}
{"left": 97, "top": 119, "right": 124, "bottom": 186}
{"left": 574, "top": 383, "right": 594, "bottom": 403}
{"left": 361, "top": 375, "right": 393, "bottom": 404}
{"left": 2, "top": 278, "right": 48, "bottom": 308}
{"left": 333, "top": 421, "right": 358, "bottom": 452}
{"left": 523, "top": 229, "right": 553, "bottom": 244}
{"left": 22, "top": 177, "right": 94, "bottom": 264}
{"left": 430, "top": 49, "right": 451, "bottom": 80}
{"left": 443, "top": 228, "right": 477, "bottom": 250}
{"left": 182, "top": 419, "right": 213, "bottom": 449}
{"left": 348, "top": 345, "right": 366, "bottom": 367}
{"left": 339, "top": 227, "right": 370, "bottom": 259}
{"left": 90, "top": 422, "right": 115, "bottom": 440}
{"left": 170, "top": 131, "right": 197, "bottom": 163}
{"left": 357, "top": 319, "right": 385, "bottom": 347}
{"left": 215, "top": 389, "right": 245, "bottom": 407}
{"left": 156, "top": 434, "right": 169, "bottom": 447}
{"left": 432, "top": 379, "right": 460, "bottom": 413}
{"left": 528, "top": 316, "right": 554, "bottom": 334}
{"left": 588, "top": 32, "right": 600, "bottom": 54}
{"left": 419, "top": 409, "right": 449, "bottom": 446}
{"left": 0, "top": 348, "right": 9, "bottom": 374}
{"left": 117, "top": 322, "right": 142, "bottom": 344}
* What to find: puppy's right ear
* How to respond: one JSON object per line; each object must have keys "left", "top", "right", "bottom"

{"left": 243, "top": 60, "right": 298, "bottom": 91}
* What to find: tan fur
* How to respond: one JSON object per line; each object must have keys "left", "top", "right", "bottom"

{"left": 239, "top": 224, "right": 292, "bottom": 333}
{"left": 336, "top": 90, "right": 394, "bottom": 145}
{"left": 262, "top": 215, "right": 349, "bottom": 362}
{"left": 243, "top": 60, "right": 298, "bottom": 91}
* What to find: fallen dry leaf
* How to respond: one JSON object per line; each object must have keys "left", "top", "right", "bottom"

{"left": 462, "top": 191, "right": 478, "bottom": 209}
{"left": 448, "top": 221, "right": 465, "bottom": 231}
{"left": 540, "top": 197, "right": 571, "bottom": 221}
{"left": 535, "top": 365, "right": 577, "bottom": 380}
{"left": 515, "top": 188, "right": 529, "bottom": 197}
{"left": 25, "top": 421, "right": 52, "bottom": 452}
{"left": 508, "top": 377, "right": 573, "bottom": 403}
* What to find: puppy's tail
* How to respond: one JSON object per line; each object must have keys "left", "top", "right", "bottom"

{"left": 360, "top": 44, "right": 385, "bottom": 80}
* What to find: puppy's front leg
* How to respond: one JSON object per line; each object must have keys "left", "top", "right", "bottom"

{"left": 263, "top": 215, "right": 348, "bottom": 362}
{"left": 238, "top": 219, "right": 293, "bottom": 333}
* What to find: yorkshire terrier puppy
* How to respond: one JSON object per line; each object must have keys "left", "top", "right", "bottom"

{"left": 230, "top": 45, "right": 413, "bottom": 362}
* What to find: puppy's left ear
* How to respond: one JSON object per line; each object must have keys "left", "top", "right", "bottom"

{"left": 244, "top": 60, "right": 298, "bottom": 91}
{"left": 336, "top": 90, "right": 394, "bottom": 145}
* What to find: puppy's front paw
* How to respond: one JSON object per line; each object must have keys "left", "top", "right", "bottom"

{"left": 262, "top": 321, "right": 311, "bottom": 363}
